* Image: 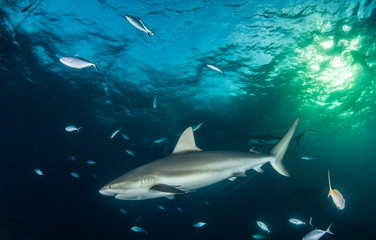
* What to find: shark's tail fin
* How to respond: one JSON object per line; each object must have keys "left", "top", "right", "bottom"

{"left": 269, "top": 117, "right": 299, "bottom": 177}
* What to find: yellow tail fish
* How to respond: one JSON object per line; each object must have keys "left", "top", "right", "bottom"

{"left": 328, "top": 170, "right": 345, "bottom": 210}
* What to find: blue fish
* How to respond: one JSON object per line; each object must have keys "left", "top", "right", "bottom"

{"left": 300, "top": 156, "right": 317, "bottom": 161}
{"left": 131, "top": 226, "right": 147, "bottom": 234}
{"left": 154, "top": 137, "right": 167, "bottom": 143}
{"left": 34, "top": 169, "right": 44, "bottom": 176}
{"left": 86, "top": 160, "right": 96, "bottom": 165}
{"left": 70, "top": 172, "right": 80, "bottom": 178}
{"left": 193, "top": 222, "right": 207, "bottom": 227}
{"left": 121, "top": 133, "right": 130, "bottom": 140}
{"left": 153, "top": 97, "right": 157, "bottom": 109}
{"left": 126, "top": 150, "right": 135, "bottom": 157}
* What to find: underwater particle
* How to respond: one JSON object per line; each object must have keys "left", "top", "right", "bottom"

{"left": 192, "top": 122, "right": 204, "bottom": 131}
{"left": 92, "top": 174, "right": 98, "bottom": 179}
{"left": 70, "top": 172, "right": 80, "bottom": 178}
{"left": 289, "top": 218, "right": 305, "bottom": 225}
{"left": 206, "top": 64, "right": 223, "bottom": 74}
{"left": 252, "top": 233, "right": 267, "bottom": 239}
{"left": 193, "top": 222, "right": 207, "bottom": 228}
{"left": 126, "top": 150, "right": 135, "bottom": 157}
{"left": 69, "top": 155, "right": 76, "bottom": 161}
{"left": 125, "top": 15, "right": 154, "bottom": 37}
{"left": 300, "top": 156, "right": 318, "bottom": 161}
{"left": 34, "top": 169, "right": 44, "bottom": 176}
{"left": 153, "top": 97, "right": 157, "bottom": 109}
{"left": 60, "top": 57, "right": 99, "bottom": 72}
{"left": 86, "top": 160, "right": 96, "bottom": 165}
{"left": 131, "top": 226, "right": 147, "bottom": 233}
{"left": 111, "top": 128, "right": 121, "bottom": 139}
{"left": 65, "top": 125, "right": 82, "bottom": 132}
{"left": 302, "top": 223, "right": 333, "bottom": 240}
{"left": 154, "top": 137, "right": 167, "bottom": 143}
{"left": 328, "top": 170, "right": 345, "bottom": 210}
{"left": 119, "top": 209, "right": 126, "bottom": 215}
{"left": 256, "top": 221, "right": 270, "bottom": 234}
{"left": 121, "top": 133, "right": 130, "bottom": 140}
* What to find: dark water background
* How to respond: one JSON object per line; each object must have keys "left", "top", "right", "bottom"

{"left": 1, "top": 0, "right": 376, "bottom": 239}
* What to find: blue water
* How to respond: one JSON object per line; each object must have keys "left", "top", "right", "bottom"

{"left": 1, "top": 0, "right": 376, "bottom": 239}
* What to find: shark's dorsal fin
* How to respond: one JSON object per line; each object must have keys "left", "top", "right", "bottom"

{"left": 172, "top": 127, "right": 202, "bottom": 154}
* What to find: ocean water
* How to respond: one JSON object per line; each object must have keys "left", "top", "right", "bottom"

{"left": 1, "top": 0, "right": 375, "bottom": 239}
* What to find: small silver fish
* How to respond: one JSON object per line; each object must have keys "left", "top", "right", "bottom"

{"left": 193, "top": 222, "right": 207, "bottom": 228}
{"left": 328, "top": 170, "right": 345, "bottom": 210}
{"left": 34, "top": 169, "right": 44, "bottom": 176}
{"left": 289, "top": 218, "right": 305, "bottom": 225}
{"left": 153, "top": 97, "right": 157, "bottom": 109}
{"left": 154, "top": 137, "right": 167, "bottom": 143}
{"left": 300, "top": 156, "right": 317, "bottom": 161}
{"left": 193, "top": 122, "right": 204, "bottom": 132}
{"left": 121, "top": 133, "right": 130, "bottom": 140}
{"left": 65, "top": 125, "right": 82, "bottom": 132}
{"left": 302, "top": 223, "right": 333, "bottom": 240}
{"left": 125, "top": 15, "right": 154, "bottom": 37}
{"left": 131, "top": 226, "right": 147, "bottom": 233}
{"left": 111, "top": 129, "right": 121, "bottom": 139}
{"left": 126, "top": 150, "right": 135, "bottom": 157}
{"left": 177, "top": 207, "right": 183, "bottom": 213}
{"left": 256, "top": 221, "right": 270, "bottom": 234}
{"left": 207, "top": 64, "right": 223, "bottom": 74}
{"left": 60, "top": 57, "right": 99, "bottom": 72}
{"left": 86, "top": 160, "right": 96, "bottom": 165}
{"left": 70, "top": 172, "right": 80, "bottom": 178}
{"left": 252, "top": 233, "right": 267, "bottom": 239}
{"left": 119, "top": 209, "right": 126, "bottom": 214}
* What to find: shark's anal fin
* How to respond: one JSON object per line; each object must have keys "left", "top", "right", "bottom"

{"left": 150, "top": 184, "right": 185, "bottom": 194}
{"left": 172, "top": 127, "right": 202, "bottom": 154}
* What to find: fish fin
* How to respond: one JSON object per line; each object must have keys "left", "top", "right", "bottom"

{"left": 326, "top": 223, "right": 334, "bottom": 235}
{"left": 150, "top": 184, "right": 185, "bottom": 194}
{"left": 228, "top": 177, "right": 237, "bottom": 181}
{"left": 250, "top": 146, "right": 259, "bottom": 154}
{"left": 232, "top": 171, "right": 247, "bottom": 177}
{"left": 309, "top": 217, "right": 313, "bottom": 228}
{"left": 77, "top": 127, "right": 83, "bottom": 133}
{"left": 93, "top": 64, "right": 99, "bottom": 72}
{"left": 146, "top": 32, "right": 151, "bottom": 37}
{"left": 270, "top": 117, "right": 299, "bottom": 177}
{"left": 328, "top": 169, "right": 332, "bottom": 197}
{"left": 254, "top": 166, "right": 264, "bottom": 173}
{"left": 172, "top": 127, "right": 202, "bottom": 154}
{"left": 294, "top": 130, "right": 305, "bottom": 147}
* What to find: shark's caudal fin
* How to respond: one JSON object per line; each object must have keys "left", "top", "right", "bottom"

{"left": 269, "top": 117, "right": 299, "bottom": 177}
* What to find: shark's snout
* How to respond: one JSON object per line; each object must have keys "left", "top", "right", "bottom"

{"left": 99, "top": 185, "right": 117, "bottom": 196}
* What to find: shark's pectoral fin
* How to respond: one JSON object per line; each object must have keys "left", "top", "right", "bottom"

{"left": 150, "top": 184, "right": 185, "bottom": 194}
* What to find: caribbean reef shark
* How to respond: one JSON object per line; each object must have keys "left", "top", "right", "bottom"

{"left": 99, "top": 117, "right": 299, "bottom": 200}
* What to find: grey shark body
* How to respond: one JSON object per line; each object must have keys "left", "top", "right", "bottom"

{"left": 99, "top": 117, "right": 299, "bottom": 200}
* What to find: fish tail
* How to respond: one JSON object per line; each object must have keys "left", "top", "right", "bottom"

{"left": 328, "top": 170, "right": 332, "bottom": 197}
{"left": 77, "top": 127, "right": 83, "bottom": 133}
{"left": 269, "top": 117, "right": 299, "bottom": 177}
{"left": 294, "top": 130, "right": 305, "bottom": 147}
{"left": 326, "top": 222, "right": 334, "bottom": 235}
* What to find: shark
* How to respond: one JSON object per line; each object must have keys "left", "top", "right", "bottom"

{"left": 99, "top": 117, "right": 299, "bottom": 200}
